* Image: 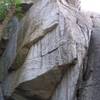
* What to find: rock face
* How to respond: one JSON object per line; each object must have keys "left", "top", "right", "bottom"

{"left": 0, "top": 0, "right": 99, "bottom": 100}
{"left": 78, "top": 15, "right": 100, "bottom": 100}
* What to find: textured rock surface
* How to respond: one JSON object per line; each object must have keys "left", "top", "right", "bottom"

{"left": 0, "top": 85, "right": 4, "bottom": 100}
{"left": 77, "top": 15, "right": 100, "bottom": 100}
{"left": 0, "top": 17, "right": 19, "bottom": 81}
{"left": 0, "top": 0, "right": 99, "bottom": 100}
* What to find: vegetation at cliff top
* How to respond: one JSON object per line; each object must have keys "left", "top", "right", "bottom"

{"left": 0, "top": 0, "right": 21, "bottom": 22}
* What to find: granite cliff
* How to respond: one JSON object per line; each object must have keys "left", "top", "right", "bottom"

{"left": 0, "top": 0, "right": 99, "bottom": 100}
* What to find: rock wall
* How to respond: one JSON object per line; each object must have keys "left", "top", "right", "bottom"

{"left": 0, "top": 0, "right": 98, "bottom": 100}
{"left": 77, "top": 15, "right": 100, "bottom": 100}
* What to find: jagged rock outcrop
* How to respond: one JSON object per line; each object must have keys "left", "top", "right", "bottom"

{"left": 77, "top": 15, "right": 100, "bottom": 100}
{"left": 0, "top": 0, "right": 99, "bottom": 100}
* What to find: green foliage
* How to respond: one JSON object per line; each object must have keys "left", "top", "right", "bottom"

{"left": 0, "top": 3, "right": 7, "bottom": 21}
{"left": 0, "top": 0, "right": 21, "bottom": 22}
{"left": 15, "top": 0, "right": 21, "bottom": 5}
{"left": 15, "top": 6, "right": 24, "bottom": 20}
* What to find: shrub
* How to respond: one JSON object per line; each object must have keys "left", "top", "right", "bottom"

{"left": 0, "top": 0, "right": 21, "bottom": 22}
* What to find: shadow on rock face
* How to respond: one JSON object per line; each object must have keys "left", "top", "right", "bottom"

{"left": 0, "top": 38, "right": 8, "bottom": 56}
{"left": 26, "top": 95, "right": 45, "bottom": 100}
{"left": 17, "top": 3, "right": 33, "bottom": 13}
{"left": 6, "top": 95, "right": 45, "bottom": 100}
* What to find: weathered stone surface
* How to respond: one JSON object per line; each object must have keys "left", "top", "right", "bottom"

{"left": 78, "top": 16, "right": 100, "bottom": 100}
{"left": 0, "top": 0, "right": 94, "bottom": 100}
{"left": 0, "top": 17, "right": 19, "bottom": 81}
{"left": 0, "top": 85, "right": 4, "bottom": 100}
{"left": 9, "top": 93, "right": 28, "bottom": 100}
{"left": 50, "top": 11, "right": 92, "bottom": 100}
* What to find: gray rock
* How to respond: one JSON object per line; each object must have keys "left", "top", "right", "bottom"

{"left": 0, "top": 17, "right": 19, "bottom": 81}
{"left": 0, "top": 0, "right": 94, "bottom": 100}
{"left": 79, "top": 16, "right": 100, "bottom": 100}
{"left": 0, "top": 85, "right": 4, "bottom": 100}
